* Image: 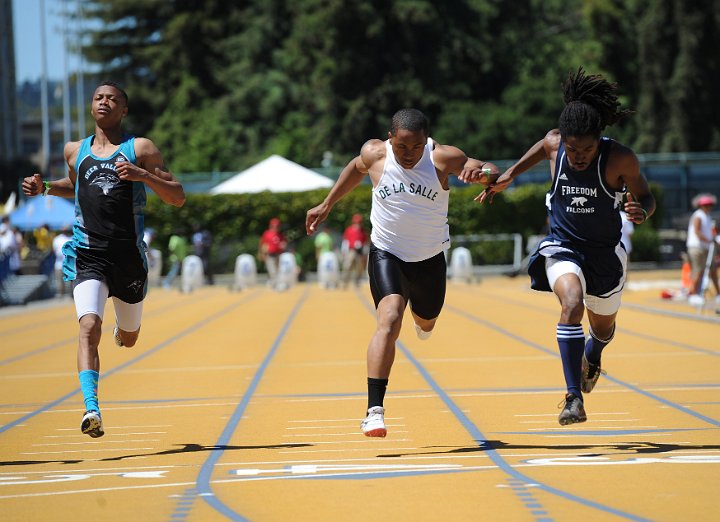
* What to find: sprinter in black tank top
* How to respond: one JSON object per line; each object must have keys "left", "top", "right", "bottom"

{"left": 22, "top": 82, "right": 186, "bottom": 439}
{"left": 477, "top": 68, "right": 656, "bottom": 426}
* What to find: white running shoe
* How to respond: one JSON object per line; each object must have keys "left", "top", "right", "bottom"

{"left": 113, "top": 326, "right": 124, "bottom": 347}
{"left": 360, "top": 406, "right": 387, "bottom": 437}
{"left": 414, "top": 323, "right": 433, "bottom": 340}
{"left": 81, "top": 410, "right": 105, "bottom": 438}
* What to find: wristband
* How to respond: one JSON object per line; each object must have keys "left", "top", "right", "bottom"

{"left": 640, "top": 208, "right": 648, "bottom": 222}
{"left": 42, "top": 181, "right": 51, "bottom": 196}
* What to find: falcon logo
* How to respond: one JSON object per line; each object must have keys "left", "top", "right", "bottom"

{"left": 571, "top": 196, "right": 588, "bottom": 207}
{"left": 90, "top": 172, "right": 120, "bottom": 195}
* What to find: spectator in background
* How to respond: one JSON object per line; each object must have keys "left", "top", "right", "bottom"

{"left": 13, "top": 226, "right": 26, "bottom": 265}
{"left": 314, "top": 223, "right": 335, "bottom": 261}
{"left": 192, "top": 224, "right": 214, "bottom": 285}
{"left": 258, "top": 217, "right": 287, "bottom": 289}
{"left": 0, "top": 216, "right": 21, "bottom": 275}
{"left": 52, "top": 226, "right": 72, "bottom": 297}
{"left": 686, "top": 193, "right": 719, "bottom": 299}
{"left": 34, "top": 223, "right": 52, "bottom": 252}
{"left": 620, "top": 210, "right": 634, "bottom": 259}
{"left": 341, "top": 213, "right": 369, "bottom": 288}
{"left": 163, "top": 229, "right": 188, "bottom": 289}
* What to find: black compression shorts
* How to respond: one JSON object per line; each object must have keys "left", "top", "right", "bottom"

{"left": 368, "top": 244, "right": 446, "bottom": 320}
{"left": 65, "top": 246, "right": 148, "bottom": 304}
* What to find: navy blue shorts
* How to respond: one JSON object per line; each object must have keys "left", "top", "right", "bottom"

{"left": 527, "top": 237, "right": 625, "bottom": 297}
{"left": 368, "top": 245, "right": 446, "bottom": 320}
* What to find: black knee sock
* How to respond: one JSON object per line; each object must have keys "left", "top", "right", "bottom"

{"left": 367, "top": 378, "right": 389, "bottom": 410}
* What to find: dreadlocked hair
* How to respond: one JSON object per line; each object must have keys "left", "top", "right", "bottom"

{"left": 390, "top": 108, "right": 429, "bottom": 136}
{"left": 558, "top": 67, "right": 632, "bottom": 138}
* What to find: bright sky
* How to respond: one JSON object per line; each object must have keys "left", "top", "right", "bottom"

{"left": 13, "top": 0, "right": 77, "bottom": 84}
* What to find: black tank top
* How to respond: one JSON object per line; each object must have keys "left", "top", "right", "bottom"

{"left": 72, "top": 134, "right": 146, "bottom": 252}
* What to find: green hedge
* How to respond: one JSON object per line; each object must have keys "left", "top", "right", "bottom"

{"left": 145, "top": 182, "right": 664, "bottom": 273}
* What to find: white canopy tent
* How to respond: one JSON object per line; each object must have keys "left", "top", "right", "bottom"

{"left": 210, "top": 155, "right": 333, "bottom": 194}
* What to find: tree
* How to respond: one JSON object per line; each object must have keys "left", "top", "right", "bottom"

{"left": 77, "top": 0, "right": 720, "bottom": 173}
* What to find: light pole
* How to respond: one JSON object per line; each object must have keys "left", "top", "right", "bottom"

{"left": 62, "top": 0, "right": 71, "bottom": 144}
{"left": 75, "top": 0, "right": 85, "bottom": 139}
{"left": 39, "top": 0, "right": 51, "bottom": 175}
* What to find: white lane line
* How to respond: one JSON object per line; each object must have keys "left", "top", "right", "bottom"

{"left": 285, "top": 360, "right": 365, "bottom": 367}
{"left": 285, "top": 425, "right": 358, "bottom": 430}
{"left": 3, "top": 452, "right": 720, "bottom": 500}
{"left": 7, "top": 447, "right": 718, "bottom": 478}
{"left": 544, "top": 432, "right": 675, "bottom": 438}
{"left": 528, "top": 426, "right": 659, "bottom": 431}
{"left": 282, "top": 431, "right": 409, "bottom": 437}
{"left": 0, "top": 465, "right": 491, "bottom": 499}
{"left": 0, "top": 464, "right": 181, "bottom": 476}
{"left": 32, "top": 440, "right": 160, "bottom": 446}
{"left": 266, "top": 439, "right": 412, "bottom": 445}
{"left": 21, "top": 448, "right": 154, "bottom": 455}
{"left": 520, "top": 419, "right": 640, "bottom": 424}
{"left": 214, "top": 453, "right": 491, "bottom": 467}
{"left": 0, "top": 365, "right": 259, "bottom": 380}
{"left": 38, "top": 403, "right": 246, "bottom": 415}
{"left": 287, "top": 395, "right": 437, "bottom": 403}
{"left": 122, "top": 365, "right": 258, "bottom": 374}
{"left": 231, "top": 463, "right": 464, "bottom": 476}
{"left": 288, "top": 418, "right": 403, "bottom": 423}
{"left": 55, "top": 425, "right": 171, "bottom": 430}
{"left": 278, "top": 447, "right": 420, "bottom": 454}
{"left": 0, "top": 372, "right": 76, "bottom": 380}
{"left": 0, "top": 481, "right": 197, "bottom": 499}
{"left": 515, "top": 412, "right": 630, "bottom": 417}
{"left": 422, "top": 356, "right": 554, "bottom": 363}
{"left": 45, "top": 432, "right": 167, "bottom": 438}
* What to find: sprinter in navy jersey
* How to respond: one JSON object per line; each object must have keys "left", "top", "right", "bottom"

{"left": 477, "top": 68, "right": 655, "bottom": 425}
{"left": 23, "top": 82, "right": 185, "bottom": 438}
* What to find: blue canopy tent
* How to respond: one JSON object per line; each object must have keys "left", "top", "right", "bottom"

{"left": 8, "top": 196, "right": 75, "bottom": 232}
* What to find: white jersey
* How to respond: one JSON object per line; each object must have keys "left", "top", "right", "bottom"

{"left": 370, "top": 138, "right": 450, "bottom": 262}
{"left": 686, "top": 209, "right": 713, "bottom": 249}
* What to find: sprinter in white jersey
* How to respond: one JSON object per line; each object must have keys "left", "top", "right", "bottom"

{"left": 306, "top": 108, "right": 498, "bottom": 437}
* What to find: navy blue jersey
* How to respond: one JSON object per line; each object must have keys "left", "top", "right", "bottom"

{"left": 70, "top": 134, "right": 146, "bottom": 253}
{"left": 547, "top": 137, "right": 624, "bottom": 248}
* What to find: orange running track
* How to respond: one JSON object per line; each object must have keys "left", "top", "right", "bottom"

{"left": 0, "top": 272, "right": 718, "bottom": 521}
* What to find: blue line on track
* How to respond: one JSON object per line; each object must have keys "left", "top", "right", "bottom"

{"left": 447, "top": 304, "right": 720, "bottom": 427}
{"left": 191, "top": 289, "right": 309, "bottom": 522}
{"left": 0, "top": 338, "right": 74, "bottom": 366}
{"left": 353, "top": 294, "right": 650, "bottom": 521}
{"left": 465, "top": 289, "right": 718, "bottom": 355}
{"left": 0, "top": 292, "right": 262, "bottom": 435}
{"left": 0, "top": 292, "right": 211, "bottom": 366}
{"left": 394, "top": 335, "right": 650, "bottom": 521}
